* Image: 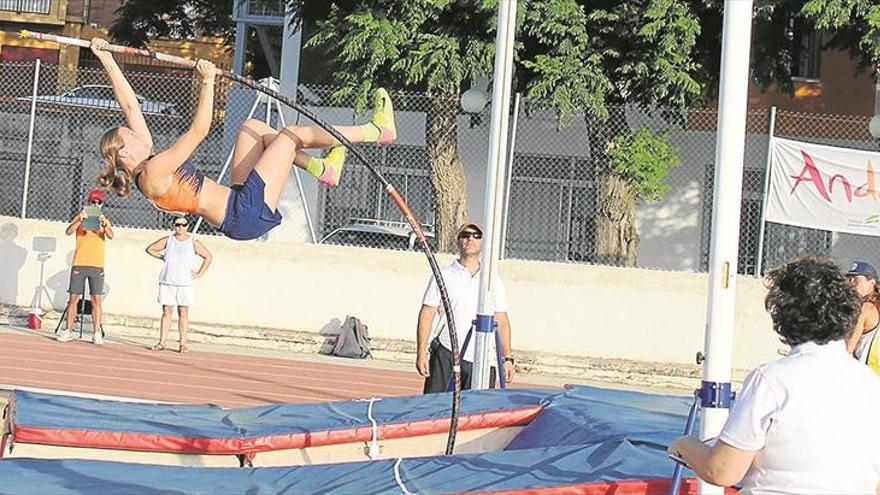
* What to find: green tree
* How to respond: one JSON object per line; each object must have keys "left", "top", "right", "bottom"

{"left": 109, "top": 0, "right": 234, "bottom": 47}
{"left": 108, "top": 0, "right": 277, "bottom": 79}
{"left": 519, "top": 0, "right": 880, "bottom": 266}
{"left": 694, "top": 0, "right": 880, "bottom": 100}
{"left": 803, "top": 0, "right": 880, "bottom": 65}
{"left": 518, "top": 0, "right": 701, "bottom": 266}
{"left": 289, "top": 1, "right": 497, "bottom": 251}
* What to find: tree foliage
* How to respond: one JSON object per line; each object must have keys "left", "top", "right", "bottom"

{"left": 609, "top": 127, "right": 680, "bottom": 201}
{"left": 294, "top": 0, "right": 501, "bottom": 250}
{"left": 519, "top": 0, "right": 703, "bottom": 124}
{"left": 697, "top": 0, "right": 880, "bottom": 100}
{"left": 109, "top": 0, "right": 234, "bottom": 47}
{"left": 800, "top": 0, "right": 880, "bottom": 69}
{"left": 302, "top": 1, "right": 496, "bottom": 111}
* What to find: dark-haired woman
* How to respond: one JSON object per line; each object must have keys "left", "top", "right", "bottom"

{"left": 90, "top": 38, "right": 395, "bottom": 241}
{"left": 845, "top": 260, "right": 880, "bottom": 375}
{"left": 669, "top": 257, "right": 880, "bottom": 494}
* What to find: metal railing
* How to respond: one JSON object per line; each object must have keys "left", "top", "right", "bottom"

{"left": 0, "top": 0, "right": 50, "bottom": 14}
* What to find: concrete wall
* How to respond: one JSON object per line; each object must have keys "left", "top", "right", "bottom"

{"left": 0, "top": 216, "right": 782, "bottom": 371}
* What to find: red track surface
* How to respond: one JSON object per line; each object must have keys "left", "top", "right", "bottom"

{"left": 0, "top": 330, "right": 426, "bottom": 407}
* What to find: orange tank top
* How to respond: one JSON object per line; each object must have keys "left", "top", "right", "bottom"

{"left": 136, "top": 160, "right": 205, "bottom": 215}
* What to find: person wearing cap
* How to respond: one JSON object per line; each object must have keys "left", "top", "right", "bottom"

{"left": 416, "top": 222, "right": 515, "bottom": 393}
{"left": 57, "top": 189, "right": 113, "bottom": 345}
{"left": 845, "top": 260, "right": 880, "bottom": 375}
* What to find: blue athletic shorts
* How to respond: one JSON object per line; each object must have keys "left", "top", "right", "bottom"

{"left": 219, "top": 169, "right": 283, "bottom": 241}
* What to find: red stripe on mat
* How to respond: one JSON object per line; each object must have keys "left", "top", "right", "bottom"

{"left": 11, "top": 405, "right": 543, "bottom": 454}
{"left": 460, "top": 478, "right": 739, "bottom": 495}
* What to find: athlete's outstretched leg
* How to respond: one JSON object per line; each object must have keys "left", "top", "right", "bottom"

{"left": 230, "top": 89, "right": 395, "bottom": 188}
{"left": 253, "top": 127, "right": 308, "bottom": 212}
{"left": 290, "top": 88, "right": 396, "bottom": 186}
{"left": 288, "top": 88, "right": 397, "bottom": 149}
{"left": 230, "top": 119, "right": 276, "bottom": 186}
{"left": 247, "top": 88, "right": 397, "bottom": 212}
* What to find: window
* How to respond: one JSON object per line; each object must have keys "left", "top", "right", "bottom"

{"left": 790, "top": 18, "right": 821, "bottom": 80}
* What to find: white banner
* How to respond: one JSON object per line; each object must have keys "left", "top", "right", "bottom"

{"left": 766, "top": 137, "right": 880, "bottom": 236}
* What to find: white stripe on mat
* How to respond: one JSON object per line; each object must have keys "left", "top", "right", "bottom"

{"left": 0, "top": 384, "right": 176, "bottom": 403}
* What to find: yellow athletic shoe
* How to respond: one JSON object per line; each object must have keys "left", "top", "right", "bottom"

{"left": 317, "top": 145, "right": 347, "bottom": 187}
{"left": 372, "top": 88, "right": 397, "bottom": 145}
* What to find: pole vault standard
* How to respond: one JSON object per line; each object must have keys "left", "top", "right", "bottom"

{"left": 472, "top": 0, "right": 518, "bottom": 390}
{"left": 18, "top": 30, "right": 464, "bottom": 455}
{"left": 698, "top": 1, "right": 754, "bottom": 494}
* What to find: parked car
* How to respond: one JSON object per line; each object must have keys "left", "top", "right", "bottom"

{"left": 320, "top": 218, "right": 437, "bottom": 251}
{"left": 19, "top": 85, "right": 179, "bottom": 116}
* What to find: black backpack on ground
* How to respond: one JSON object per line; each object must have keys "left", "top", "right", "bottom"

{"left": 332, "top": 315, "right": 371, "bottom": 359}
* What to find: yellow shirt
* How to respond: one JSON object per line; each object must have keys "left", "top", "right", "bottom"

{"left": 867, "top": 332, "right": 880, "bottom": 376}
{"left": 71, "top": 219, "right": 111, "bottom": 268}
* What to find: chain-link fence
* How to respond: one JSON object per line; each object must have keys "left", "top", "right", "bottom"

{"left": 1, "top": 58, "right": 878, "bottom": 275}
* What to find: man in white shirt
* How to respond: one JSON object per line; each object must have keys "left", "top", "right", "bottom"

{"left": 416, "top": 223, "right": 515, "bottom": 393}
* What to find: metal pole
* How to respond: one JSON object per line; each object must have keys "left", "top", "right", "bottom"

{"left": 699, "top": 1, "right": 754, "bottom": 494}
{"left": 264, "top": 81, "right": 271, "bottom": 123}
{"left": 274, "top": 96, "right": 317, "bottom": 243}
{"left": 22, "top": 58, "right": 41, "bottom": 219}
{"left": 754, "top": 106, "right": 776, "bottom": 277}
{"left": 500, "top": 92, "right": 521, "bottom": 259}
{"left": 473, "top": 0, "right": 518, "bottom": 389}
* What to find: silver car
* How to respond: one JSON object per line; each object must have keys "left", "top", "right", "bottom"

{"left": 21, "top": 84, "right": 178, "bottom": 116}
{"left": 320, "top": 218, "right": 437, "bottom": 251}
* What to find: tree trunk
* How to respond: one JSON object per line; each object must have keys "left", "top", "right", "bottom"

{"left": 589, "top": 108, "right": 639, "bottom": 267}
{"left": 426, "top": 94, "right": 468, "bottom": 252}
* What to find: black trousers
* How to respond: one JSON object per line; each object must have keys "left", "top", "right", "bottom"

{"left": 423, "top": 339, "right": 496, "bottom": 394}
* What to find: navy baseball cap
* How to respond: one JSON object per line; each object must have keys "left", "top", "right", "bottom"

{"left": 847, "top": 260, "right": 878, "bottom": 280}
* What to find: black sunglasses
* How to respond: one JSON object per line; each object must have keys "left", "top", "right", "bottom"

{"left": 90, "top": 200, "right": 103, "bottom": 205}
{"left": 458, "top": 231, "right": 482, "bottom": 240}
{"left": 174, "top": 222, "right": 188, "bottom": 227}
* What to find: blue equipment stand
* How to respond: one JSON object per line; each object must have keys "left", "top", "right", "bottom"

{"left": 446, "top": 317, "right": 507, "bottom": 391}
{"left": 668, "top": 382, "right": 735, "bottom": 495}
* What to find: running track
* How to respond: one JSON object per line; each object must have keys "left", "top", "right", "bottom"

{"left": 0, "top": 329, "right": 428, "bottom": 407}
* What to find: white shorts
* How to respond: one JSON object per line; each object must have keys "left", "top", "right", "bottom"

{"left": 158, "top": 284, "right": 194, "bottom": 307}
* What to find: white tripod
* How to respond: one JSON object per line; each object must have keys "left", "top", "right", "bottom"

{"left": 28, "top": 236, "right": 56, "bottom": 316}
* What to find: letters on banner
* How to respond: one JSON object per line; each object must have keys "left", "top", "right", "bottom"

{"left": 765, "top": 137, "right": 880, "bottom": 236}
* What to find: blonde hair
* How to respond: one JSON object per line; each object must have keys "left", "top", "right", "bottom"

{"left": 96, "top": 127, "right": 133, "bottom": 198}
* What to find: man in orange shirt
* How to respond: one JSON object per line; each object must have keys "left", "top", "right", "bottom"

{"left": 57, "top": 189, "right": 114, "bottom": 345}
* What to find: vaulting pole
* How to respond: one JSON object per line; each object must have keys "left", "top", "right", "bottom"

{"left": 18, "top": 29, "right": 464, "bottom": 455}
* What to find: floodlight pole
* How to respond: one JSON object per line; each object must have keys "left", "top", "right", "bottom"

{"left": 473, "top": 0, "right": 518, "bottom": 389}
{"left": 699, "top": 1, "right": 754, "bottom": 494}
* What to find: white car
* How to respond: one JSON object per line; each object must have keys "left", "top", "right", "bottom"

{"left": 320, "top": 218, "right": 437, "bottom": 251}
{"left": 20, "top": 85, "right": 178, "bottom": 116}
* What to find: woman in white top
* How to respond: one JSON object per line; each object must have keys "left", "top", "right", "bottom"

{"left": 146, "top": 217, "right": 213, "bottom": 353}
{"left": 669, "top": 257, "right": 880, "bottom": 494}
